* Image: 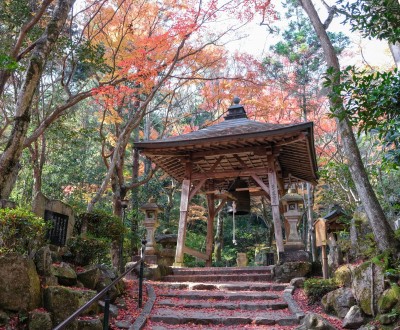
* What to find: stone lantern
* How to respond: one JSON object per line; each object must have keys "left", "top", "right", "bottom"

{"left": 140, "top": 198, "right": 162, "bottom": 264}
{"left": 280, "top": 188, "right": 304, "bottom": 249}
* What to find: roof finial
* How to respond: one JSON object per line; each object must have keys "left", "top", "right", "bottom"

{"left": 225, "top": 96, "right": 247, "bottom": 120}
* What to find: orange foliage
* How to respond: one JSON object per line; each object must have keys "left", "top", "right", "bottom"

{"left": 86, "top": 0, "right": 276, "bottom": 126}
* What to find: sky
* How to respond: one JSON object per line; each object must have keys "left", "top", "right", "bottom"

{"left": 227, "top": 5, "right": 394, "bottom": 69}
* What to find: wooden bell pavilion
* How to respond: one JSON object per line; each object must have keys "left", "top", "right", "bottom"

{"left": 135, "top": 97, "right": 318, "bottom": 266}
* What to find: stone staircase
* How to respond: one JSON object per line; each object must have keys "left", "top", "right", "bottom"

{"left": 144, "top": 266, "right": 304, "bottom": 329}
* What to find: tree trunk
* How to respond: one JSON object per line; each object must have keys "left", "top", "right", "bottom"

{"left": 389, "top": 42, "right": 400, "bottom": 68}
{"left": 31, "top": 137, "right": 46, "bottom": 212}
{"left": 111, "top": 159, "right": 128, "bottom": 271}
{"left": 0, "top": 0, "right": 75, "bottom": 199}
{"left": 131, "top": 136, "right": 140, "bottom": 257}
{"left": 298, "top": 0, "right": 400, "bottom": 253}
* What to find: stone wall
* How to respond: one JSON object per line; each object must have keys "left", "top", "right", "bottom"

{"left": 32, "top": 192, "right": 75, "bottom": 246}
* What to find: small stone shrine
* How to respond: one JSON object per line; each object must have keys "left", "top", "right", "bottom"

{"left": 140, "top": 198, "right": 162, "bottom": 264}
{"left": 281, "top": 188, "right": 305, "bottom": 249}
{"left": 33, "top": 192, "right": 75, "bottom": 247}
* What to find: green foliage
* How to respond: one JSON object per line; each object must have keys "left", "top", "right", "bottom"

{"left": 0, "top": 0, "right": 34, "bottom": 30}
{"left": 264, "top": 0, "right": 349, "bottom": 99}
{"left": 338, "top": 0, "right": 400, "bottom": 43}
{"left": 221, "top": 247, "right": 240, "bottom": 267}
{"left": 73, "top": 41, "right": 111, "bottom": 80}
{"left": 0, "top": 0, "right": 45, "bottom": 71}
{"left": 68, "top": 210, "right": 125, "bottom": 266}
{"left": 304, "top": 278, "right": 339, "bottom": 304}
{"left": 317, "top": 160, "right": 357, "bottom": 213}
{"left": 183, "top": 255, "right": 206, "bottom": 267}
{"left": 395, "top": 228, "right": 400, "bottom": 240}
{"left": 371, "top": 252, "right": 391, "bottom": 270}
{"left": 387, "top": 306, "right": 400, "bottom": 318}
{"left": 0, "top": 208, "right": 48, "bottom": 255}
{"left": 67, "top": 235, "right": 110, "bottom": 266}
{"left": 324, "top": 66, "right": 400, "bottom": 168}
{"left": 75, "top": 210, "right": 125, "bottom": 242}
{"left": 371, "top": 251, "right": 400, "bottom": 277}
{"left": 185, "top": 228, "right": 206, "bottom": 252}
{"left": 0, "top": 54, "right": 18, "bottom": 70}
{"left": 359, "top": 232, "right": 378, "bottom": 259}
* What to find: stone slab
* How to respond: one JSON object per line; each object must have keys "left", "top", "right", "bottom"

{"left": 158, "top": 291, "right": 280, "bottom": 301}
{"left": 157, "top": 299, "right": 288, "bottom": 310}
{"left": 150, "top": 308, "right": 297, "bottom": 326}
{"left": 163, "top": 274, "right": 273, "bottom": 282}
{"left": 171, "top": 266, "right": 274, "bottom": 276}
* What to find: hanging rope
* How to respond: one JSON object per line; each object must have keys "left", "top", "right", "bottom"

{"left": 232, "top": 201, "right": 237, "bottom": 245}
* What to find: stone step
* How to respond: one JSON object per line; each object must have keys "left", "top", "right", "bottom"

{"left": 144, "top": 266, "right": 302, "bottom": 329}
{"left": 157, "top": 298, "right": 288, "bottom": 310}
{"left": 149, "top": 308, "right": 298, "bottom": 327}
{"left": 162, "top": 273, "right": 273, "bottom": 282}
{"left": 157, "top": 290, "right": 281, "bottom": 301}
{"left": 171, "top": 266, "right": 273, "bottom": 276}
{"left": 153, "top": 281, "right": 287, "bottom": 292}
{"left": 149, "top": 326, "right": 290, "bottom": 330}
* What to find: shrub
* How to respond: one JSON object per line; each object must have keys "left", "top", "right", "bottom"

{"left": 69, "top": 210, "right": 126, "bottom": 266}
{"left": 304, "top": 278, "right": 338, "bottom": 304}
{"left": 0, "top": 208, "right": 47, "bottom": 255}
{"left": 75, "top": 211, "right": 125, "bottom": 241}
{"left": 67, "top": 235, "right": 110, "bottom": 265}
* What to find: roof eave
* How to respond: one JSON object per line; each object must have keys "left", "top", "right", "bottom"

{"left": 135, "top": 121, "right": 314, "bottom": 149}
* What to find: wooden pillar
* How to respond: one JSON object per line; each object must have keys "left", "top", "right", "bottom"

{"left": 321, "top": 245, "right": 328, "bottom": 279}
{"left": 206, "top": 193, "right": 216, "bottom": 267}
{"left": 174, "top": 179, "right": 191, "bottom": 267}
{"left": 267, "top": 159, "right": 285, "bottom": 256}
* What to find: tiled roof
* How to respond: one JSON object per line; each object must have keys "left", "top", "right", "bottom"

{"left": 135, "top": 103, "right": 318, "bottom": 191}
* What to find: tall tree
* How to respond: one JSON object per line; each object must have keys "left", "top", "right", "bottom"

{"left": 297, "top": 0, "right": 400, "bottom": 253}
{"left": 0, "top": 0, "right": 75, "bottom": 199}
{"left": 262, "top": 1, "right": 349, "bottom": 258}
{"left": 332, "top": 0, "right": 400, "bottom": 168}
{"left": 0, "top": 0, "right": 116, "bottom": 200}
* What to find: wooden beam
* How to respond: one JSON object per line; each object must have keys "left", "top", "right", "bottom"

{"left": 275, "top": 133, "right": 307, "bottom": 147}
{"left": 191, "top": 146, "right": 272, "bottom": 159}
{"left": 189, "top": 156, "right": 223, "bottom": 200}
{"left": 250, "top": 174, "right": 271, "bottom": 200}
{"left": 192, "top": 167, "right": 269, "bottom": 180}
{"left": 189, "top": 179, "right": 206, "bottom": 201}
{"left": 183, "top": 245, "right": 208, "bottom": 261}
{"left": 250, "top": 191, "right": 269, "bottom": 197}
{"left": 233, "top": 154, "right": 247, "bottom": 168}
{"left": 141, "top": 151, "right": 189, "bottom": 157}
{"left": 215, "top": 197, "right": 227, "bottom": 214}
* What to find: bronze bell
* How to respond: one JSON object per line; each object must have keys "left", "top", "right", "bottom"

{"left": 226, "top": 178, "right": 250, "bottom": 215}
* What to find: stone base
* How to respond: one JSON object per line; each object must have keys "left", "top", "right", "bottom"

{"left": 145, "top": 255, "right": 158, "bottom": 265}
{"left": 284, "top": 241, "right": 305, "bottom": 251}
{"left": 158, "top": 249, "right": 175, "bottom": 267}
{"left": 173, "top": 262, "right": 184, "bottom": 268}
{"left": 281, "top": 250, "right": 310, "bottom": 262}
{"left": 274, "top": 260, "right": 312, "bottom": 282}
